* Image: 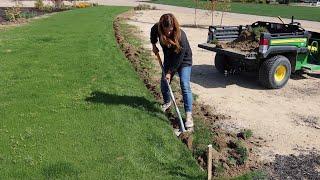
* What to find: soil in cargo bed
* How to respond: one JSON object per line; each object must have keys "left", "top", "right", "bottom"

{"left": 216, "top": 26, "right": 268, "bottom": 52}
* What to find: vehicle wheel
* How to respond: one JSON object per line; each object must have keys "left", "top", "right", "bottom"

{"left": 214, "top": 53, "right": 231, "bottom": 74}
{"left": 259, "top": 55, "right": 291, "bottom": 89}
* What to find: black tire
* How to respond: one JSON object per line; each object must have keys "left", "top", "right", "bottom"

{"left": 259, "top": 55, "right": 291, "bottom": 89}
{"left": 214, "top": 53, "right": 230, "bottom": 74}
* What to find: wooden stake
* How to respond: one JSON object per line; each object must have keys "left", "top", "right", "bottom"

{"left": 207, "top": 144, "right": 213, "bottom": 180}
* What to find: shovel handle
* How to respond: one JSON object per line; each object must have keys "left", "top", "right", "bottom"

{"left": 154, "top": 53, "right": 186, "bottom": 132}
{"left": 155, "top": 53, "right": 165, "bottom": 72}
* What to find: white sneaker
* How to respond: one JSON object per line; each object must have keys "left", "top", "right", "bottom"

{"left": 173, "top": 128, "right": 182, "bottom": 136}
{"left": 161, "top": 101, "right": 172, "bottom": 112}
{"left": 185, "top": 112, "right": 194, "bottom": 132}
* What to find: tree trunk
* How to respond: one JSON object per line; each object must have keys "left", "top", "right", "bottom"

{"left": 220, "top": 12, "right": 224, "bottom": 26}
{"left": 194, "top": 4, "right": 197, "bottom": 26}
{"left": 211, "top": 2, "right": 214, "bottom": 26}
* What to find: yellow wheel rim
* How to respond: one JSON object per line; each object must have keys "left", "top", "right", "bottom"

{"left": 274, "top": 65, "right": 287, "bottom": 82}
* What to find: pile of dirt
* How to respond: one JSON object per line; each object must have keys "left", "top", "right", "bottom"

{"left": 216, "top": 26, "right": 268, "bottom": 52}
{"left": 196, "top": 130, "right": 266, "bottom": 177}
{"left": 114, "top": 12, "right": 264, "bottom": 178}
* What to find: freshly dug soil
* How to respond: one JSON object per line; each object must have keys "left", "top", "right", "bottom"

{"left": 217, "top": 26, "right": 267, "bottom": 52}
{"left": 226, "top": 40, "right": 259, "bottom": 52}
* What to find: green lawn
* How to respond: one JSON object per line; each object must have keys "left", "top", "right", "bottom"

{"left": 151, "top": 0, "right": 320, "bottom": 22}
{"left": 0, "top": 6, "right": 205, "bottom": 179}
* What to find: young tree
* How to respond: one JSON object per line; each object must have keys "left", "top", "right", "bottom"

{"left": 193, "top": 0, "right": 200, "bottom": 27}
{"left": 204, "top": 0, "right": 218, "bottom": 26}
{"left": 12, "top": 0, "right": 22, "bottom": 6}
{"left": 35, "top": 0, "right": 44, "bottom": 10}
{"left": 219, "top": 0, "right": 231, "bottom": 26}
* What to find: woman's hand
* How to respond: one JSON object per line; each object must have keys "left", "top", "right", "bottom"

{"left": 152, "top": 44, "right": 159, "bottom": 54}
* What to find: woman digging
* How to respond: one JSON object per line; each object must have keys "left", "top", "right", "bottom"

{"left": 150, "top": 13, "right": 194, "bottom": 131}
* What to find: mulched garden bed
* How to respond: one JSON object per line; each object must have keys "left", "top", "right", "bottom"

{"left": 0, "top": 7, "right": 65, "bottom": 25}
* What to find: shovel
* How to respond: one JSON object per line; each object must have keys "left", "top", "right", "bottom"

{"left": 155, "top": 53, "right": 186, "bottom": 133}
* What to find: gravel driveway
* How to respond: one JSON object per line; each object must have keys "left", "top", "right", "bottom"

{"left": 126, "top": 7, "right": 320, "bottom": 178}
{"left": 117, "top": 1, "right": 320, "bottom": 162}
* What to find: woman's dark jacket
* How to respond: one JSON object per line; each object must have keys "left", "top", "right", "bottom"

{"left": 150, "top": 23, "right": 192, "bottom": 74}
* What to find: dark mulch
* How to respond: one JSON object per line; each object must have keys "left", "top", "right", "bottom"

{"left": 268, "top": 151, "right": 320, "bottom": 179}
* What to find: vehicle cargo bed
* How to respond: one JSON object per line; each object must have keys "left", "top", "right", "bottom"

{"left": 198, "top": 43, "right": 257, "bottom": 59}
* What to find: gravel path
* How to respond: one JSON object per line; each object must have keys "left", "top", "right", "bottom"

{"left": 126, "top": 7, "right": 320, "bottom": 160}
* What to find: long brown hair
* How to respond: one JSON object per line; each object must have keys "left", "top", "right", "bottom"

{"left": 158, "top": 13, "right": 181, "bottom": 53}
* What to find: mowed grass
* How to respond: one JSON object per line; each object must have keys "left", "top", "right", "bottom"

{"left": 151, "top": 0, "right": 320, "bottom": 22}
{"left": 0, "top": 6, "right": 205, "bottom": 179}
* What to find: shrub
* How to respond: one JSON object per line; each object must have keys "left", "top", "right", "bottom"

{"left": 134, "top": 4, "right": 154, "bottom": 10}
{"left": 43, "top": 5, "right": 54, "bottom": 13}
{"left": 20, "top": 11, "right": 37, "bottom": 19}
{"left": 227, "top": 140, "right": 249, "bottom": 165}
{"left": 51, "top": 0, "right": 63, "bottom": 9}
{"left": 60, "top": 3, "right": 72, "bottom": 11}
{"left": 235, "top": 142, "right": 248, "bottom": 165}
{"left": 35, "top": 0, "right": 44, "bottom": 10}
{"left": 74, "top": 2, "right": 92, "bottom": 8}
{"left": 238, "top": 129, "right": 253, "bottom": 139}
{"left": 4, "top": 6, "right": 21, "bottom": 21}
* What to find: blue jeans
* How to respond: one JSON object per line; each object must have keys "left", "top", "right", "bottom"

{"left": 161, "top": 66, "right": 193, "bottom": 113}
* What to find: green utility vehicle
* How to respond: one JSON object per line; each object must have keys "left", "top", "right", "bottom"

{"left": 198, "top": 20, "right": 320, "bottom": 89}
